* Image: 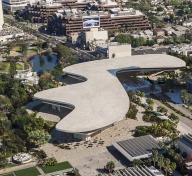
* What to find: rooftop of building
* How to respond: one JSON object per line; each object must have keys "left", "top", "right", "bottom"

{"left": 180, "top": 134, "right": 192, "bottom": 149}
{"left": 34, "top": 54, "right": 185, "bottom": 134}
{"left": 113, "top": 135, "right": 160, "bottom": 160}
{"left": 55, "top": 7, "right": 144, "bottom": 18}
{"left": 99, "top": 166, "right": 164, "bottom": 176}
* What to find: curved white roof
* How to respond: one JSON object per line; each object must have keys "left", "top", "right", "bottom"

{"left": 34, "top": 54, "right": 185, "bottom": 133}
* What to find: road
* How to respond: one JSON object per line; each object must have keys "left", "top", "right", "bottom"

{"left": 153, "top": 98, "right": 192, "bottom": 130}
{"left": 4, "top": 15, "right": 97, "bottom": 62}
{"left": 168, "top": 101, "right": 192, "bottom": 119}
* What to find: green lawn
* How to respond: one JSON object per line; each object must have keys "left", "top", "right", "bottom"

{"left": 12, "top": 46, "right": 22, "bottom": 52}
{"left": 0, "top": 62, "right": 10, "bottom": 72}
{"left": 14, "top": 167, "right": 40, "bottom": 176}
{"left": 40, "top": 161, "right": 72, "bottom": 174}
{"left": 1, "top": 173, "right": 14, "bottom": 176}
{"left": 26, "top": 48, "right": 38, "bottom": 57}
{"left": 0, "top": 62, "right": 24, "bottom": 72}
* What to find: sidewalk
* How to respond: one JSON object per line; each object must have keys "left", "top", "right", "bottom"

{"left": 0, "top": 161, "right": 37, "bottom": 175}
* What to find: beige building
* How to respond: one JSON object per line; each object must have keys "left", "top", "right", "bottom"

{"left": 85, "top": 28, "right": 108, "bottom": 44}
{"left": 85, "top": 28, "right": 108, "bottom": 50}
{"left": 108, "top": 43, "right": 132, "bottom": 59}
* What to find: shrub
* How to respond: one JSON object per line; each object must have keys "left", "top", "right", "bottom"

{"left": 41, "top": 157, "right": 57, "bottom": 167}
{"left": 157, "top": 106, "right": 168, "bottom": 114}
{"left": 126, "top": 103, "right": 138, "bottom": 119}
{"left": 35, "top": 150, "right": 47, "bottom": 160}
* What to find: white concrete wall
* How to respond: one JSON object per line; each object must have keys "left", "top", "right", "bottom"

{"left": 85, "top": 28, "right": 108, "bottom": 43}
{"left": 108, "top": 44, "right": 131, "bottom": 59}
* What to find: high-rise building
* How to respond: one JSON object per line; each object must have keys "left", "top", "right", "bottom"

{"left": 0, "top": 0, "right": 4, "bottom": 30}
{"left": 2, "top": 0, "right": 28, "bottom": 12}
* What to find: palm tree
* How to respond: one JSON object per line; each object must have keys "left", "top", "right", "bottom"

{"left": 105, "top": 161, "right": 115, "bottom": 173}
{"left": 164, "top": 158, "right": 171, "bottom": 176}
{"left": 152, "top": 150, "right": 159, "bottom": 167}
{"left": 170, "top": 162, "right": 177, "bottom": 173}
{"left": 157, "top": 155, "right": 164, "bottom": 170}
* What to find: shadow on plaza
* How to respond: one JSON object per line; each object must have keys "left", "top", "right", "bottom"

{"left": 106, "top": 146, "right": 131, "bottom": 166}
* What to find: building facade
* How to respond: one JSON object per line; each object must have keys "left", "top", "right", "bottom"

{"left": 2, "top": 0, "right": 28, "bottom": 12}
{"left": 22, "top": 2, "right": 63, "bottom": 23}
{"left": 48, "top": 8, "right": 151, "bottom": 36}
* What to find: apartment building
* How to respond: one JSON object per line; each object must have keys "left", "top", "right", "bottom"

{"left": 47, "top": 8, "right": 151, "bottom": 36}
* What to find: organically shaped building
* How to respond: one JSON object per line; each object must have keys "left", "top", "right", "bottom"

{"left": 34, "top": 54, "right": 185, "bottom": 140}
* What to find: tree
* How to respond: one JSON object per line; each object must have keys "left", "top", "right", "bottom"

{"left": 27, "top": 129, "right": 50, "bottom": 147}
{"left": 152, "top": 150, "right": 159, "bottom": 167}
{"left": 157, "top": 155, "right": 164, "bottom": 170}
{"left": 41, "top": 157, "right": 57, "bottom": 167}
{"left": 9, "top": 61, "right": 17, "bottom": 77}
{"left": 157, "top": 106, "right": 168, "bottom": 114}
{"left": 55, "top": 44, "right": 77, "bottom": 66}
{"left": 0, "top": 153, "right": 8, "bottom": 168}
{"left": 115, "top": 34, "right": 132, "bottom": 44}
{"left": 105, "top": 161, "right": 115, "bottom": 173}
{"left": 164, "top": 158, "right": 171, "bottom": 176}
{"left": 5, "top": 79, "right": 29, "bottom": 107}
{"left": 181, "top": 89, "right": 192, "bottom": 106}
{"left": 146, "top": 98, "right": 154, "bottom": 107}
{"left": 51, "top": 63, "right": 63, "bottom": 78}
{"left": 0, "top": 95, "right": 13, "bottom": 113}
{"left": 126, "top": 103, "right": 138, "bottom": 119}
{"left": 170, "top": 162, "right": 177, "bottom": 173}
{"left": 39, "top": 72, "right": 57, "bottom": 90}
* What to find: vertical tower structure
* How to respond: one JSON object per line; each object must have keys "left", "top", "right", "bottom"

{"left": 0, "top": 0, "right": 4, "bottom": 30}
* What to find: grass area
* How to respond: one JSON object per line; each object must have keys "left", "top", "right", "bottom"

{"left": 16, "top": 63, "right": 24, "bottom": 70}
{"left": 12, "top": 46, "right": 22, "bottom": 52}
{"left": 14, "top": 167, "right": 40, "bottom": 176}
{"left": 0, "top": 62, "right": 24, "bottom": 72}
{"left": 0, "top": 62, "right": 10, "bottom": 72}
{"left": 26, "top": 48, "right": 38, "bottom": 57}
{"left": 1, "top": 173, "right": 14, "bottom": 176}
{"left": 40, "top": 161, "right": 72, "bottom": 174}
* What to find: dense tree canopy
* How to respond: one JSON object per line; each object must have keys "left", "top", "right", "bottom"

{"left": 115, "top": 34, "right": 156, "bottom": 47}
{"left": 0, "top": 74, "right": 51, "bottom": 167}
{"left": 54, "top": 44, "right": 77, "bottom": 66}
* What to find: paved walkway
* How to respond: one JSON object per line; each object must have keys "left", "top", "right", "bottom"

{"left": 0, "top": 161, "right": 37, "bottom": 175}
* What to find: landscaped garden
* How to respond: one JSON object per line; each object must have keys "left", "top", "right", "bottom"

{"left": 0, "top": 62, "right": 24, "bottom": 73}
{"left": 1, "top": 174, "right": 14, "bottom": 176}
{"left": 1, "top": 167, "right": 40, "bottom": 176}
{"left": 14, "top": 167, "right": 40, "bottom": 176}
{"left": 40, "top": 161, "right": 72, "bottom": 174}
{"left": 0, "top": 161, "right": 73, "bottom": 176}
{"left": 26, "top": 48, "right": 38, "bottom": 58}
